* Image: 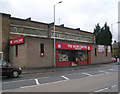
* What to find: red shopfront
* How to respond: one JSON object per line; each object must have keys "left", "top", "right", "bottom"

{"left": 56, "top": 43, "right": 91, "bottom": 67}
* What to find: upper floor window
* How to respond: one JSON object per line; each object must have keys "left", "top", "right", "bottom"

{"left": 10, "top": 27, "right": 18, "bottom": 33}
{"left": 80, "top": 36, "right": 87, "bottom": 41}
{"left": 40, "top": 30, "right": 47, "bottom": 36}
{"left": 62, "top": 33, "right": 71, "bottom": 39}
{"left": 23, "top": 28, "right": 37, "bottom": 35}
{"left": 72, "top": 35, "right": 79, "bottom": 40}
{"left": 88, "top": 37, "right": 92, "bottom": 43}
{"left": 51, "top": 32, "right": 60, "bottom": 38}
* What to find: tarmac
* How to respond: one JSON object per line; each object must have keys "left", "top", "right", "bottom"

{"left": 22, "top": 62, "right": 117, "bottom": 75}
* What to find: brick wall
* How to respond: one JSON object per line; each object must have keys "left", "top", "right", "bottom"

{"left": 9, "top": 42, "right": 27, "bottom": 68}
{"left": 91, "top": 45, "right": 112, "bottom": 64}
{"left": 10, "top": 37, "right": 54, "bottom": 68}
{"left": 2, "top": 13, "right": 10, "bottom": 61}
{"left": 26, "top": 37, "right": 54, "bottom": 68}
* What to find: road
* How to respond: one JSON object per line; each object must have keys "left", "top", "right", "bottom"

{"left": 2, "top": 63, "right": 119, "bottom": 93}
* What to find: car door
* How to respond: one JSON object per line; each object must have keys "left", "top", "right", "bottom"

{"left": 2, "top": 62, "right": 12, "bottom": 76}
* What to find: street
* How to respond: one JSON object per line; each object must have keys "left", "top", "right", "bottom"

{"left": 2, "top": 63, "right": 119, "bottom": 93}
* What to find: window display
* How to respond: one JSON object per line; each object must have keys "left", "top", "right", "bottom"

{"left": 75, "top": 51, "right": 88, "bottom": 61}
{"left": 58, "top": 50, "right": 69, "bottom": 62}
{"left": 58, "top": 50, "right": 88, "bottom": 62}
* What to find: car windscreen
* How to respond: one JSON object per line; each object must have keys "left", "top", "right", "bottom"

{"left": 1, "top": 61, "right": 12, "bottom": 67}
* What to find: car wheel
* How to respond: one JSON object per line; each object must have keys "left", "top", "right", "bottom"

{"left": 12, "top": 71, "right": 19, "bottom": 78}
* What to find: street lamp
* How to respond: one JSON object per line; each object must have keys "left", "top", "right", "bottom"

{"left": 118, "top": 22, "right": 120, "bottom": 61}
{"left": 53, "top": 1, "right": 62, "bottom": 68}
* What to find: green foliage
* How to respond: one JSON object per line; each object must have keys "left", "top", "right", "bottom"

{"left": 94, "top": 22, "right": 112, "bottom": 46}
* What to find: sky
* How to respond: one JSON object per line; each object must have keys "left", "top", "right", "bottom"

{"left": 0, "top": 0, "right": 119, "bottom": 42}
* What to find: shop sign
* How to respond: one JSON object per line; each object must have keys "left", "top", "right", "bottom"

{"left": 98, "top": 45, "right": 104, "bottom": 53}
{"left": 10, "top": 37, "right": 24, "bottom": 45}
{"left": 56, "top": 43, "right": 91, "bottom": 51}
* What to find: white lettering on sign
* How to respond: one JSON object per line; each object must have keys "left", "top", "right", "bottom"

{"left": 10, "top": 38, "right": 24, "bottom": 45}
{"left": 68, "top": 44, "right": 72, "bottom": 48}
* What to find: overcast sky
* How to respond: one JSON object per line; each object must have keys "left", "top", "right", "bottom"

{"left": 0, "top": 0, "right": 119, "bottom": 42}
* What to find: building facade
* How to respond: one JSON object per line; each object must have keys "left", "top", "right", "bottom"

{"left": 1, "top": 13, "right": 112, "bottom": 68}
{"left": 112, "top": 41, "right": 120, "bottom": 58}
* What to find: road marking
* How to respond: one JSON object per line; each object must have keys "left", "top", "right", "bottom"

{"left": 3, "top": 77, "right": 49, "bottom": 84}
{"left": 98, "top": 70, "right": 110, "bottom": 74}
{"left": 20, "top": 80, "right": 68, "bottom": 89}
{"left": 95, "top": 87, "right": 109, "bottom": 92}
{"left": 35, "top": 79, "right": 40, "bottom": 85}
{"left": 111, "top": 85, "right": 117, "bottom": 88}
{"left": 61, "top": 75, "right": 70, "bottom": 80}
{"left": 108, "top": 69, "right": 116, "bottom": 71}
{"left": 20, "top": 85, "right": 38, "bottom": 88}
{"left": 94, "top": 85, "right": 117, "bottom": 92}
{"left": 82, "top": 73, "right": 93, "bottom": 76}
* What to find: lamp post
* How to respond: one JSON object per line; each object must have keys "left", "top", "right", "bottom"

{"left": 118, "top": 22, "right": 120, "bottom": 61}
{"left": 53, "top": 1, "right": 62, "bottom": 68}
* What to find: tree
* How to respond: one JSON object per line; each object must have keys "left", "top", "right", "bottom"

{"left": 94, "top": 23, "right": 101, "bottom": 44}
{"left": 94, "top": 22, "right": 112, "bottom": 46}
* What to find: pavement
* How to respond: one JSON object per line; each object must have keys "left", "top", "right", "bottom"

{"left": 22, "top": 62, "right": 117, "bottom": 75}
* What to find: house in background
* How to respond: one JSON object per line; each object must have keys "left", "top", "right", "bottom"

{"left": 112, "top": 41, "right": 120, "bottom": 60}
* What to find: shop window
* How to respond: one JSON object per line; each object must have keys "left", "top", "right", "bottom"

{"left": 58, "top": 50, "right": 88, "bottom": 62}
{"left": 106, "top": 49, "right": 108, "bottom": 57}
{"left": 40, "top": 44, "right": 44, "bottom": 56}
{"left": 15, "top": 45, "right": 18, "bottom": 57}
{"left": 95, "top": 48, "right": 97, "bottom": 56}
{"left": 75, "top": 51, "right": 88, "bottom": 61}
{"left": 58, "top": 50, "right": 69, "bottom": 62}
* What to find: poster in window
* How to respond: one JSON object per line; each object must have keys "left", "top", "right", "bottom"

{"left": 108, "top": 46, "right": 111, "bottom": 52}
{"left": 98, "top": 45, "right": 104, "bottom": 53}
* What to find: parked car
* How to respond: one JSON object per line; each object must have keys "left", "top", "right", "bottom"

{"left": 0, "top": 61, "right": 22, "bottom": 78}
{"left": 112, "top": 57, "right": 116, "bottom": 62}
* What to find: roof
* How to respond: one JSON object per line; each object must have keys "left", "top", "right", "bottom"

{"left": 1, "top": 12, "right": 93, "bottom": 35}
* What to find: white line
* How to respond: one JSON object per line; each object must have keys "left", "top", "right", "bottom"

{"left": 35, "top": 79, "right": 40, "bottom": 85}
{"left": 108, "top": 69, "right": 116, "bottom": 71}
{"left": 20, "top": 85, "right": 38, "bottom": 88}
{"left": 95, "top": 87, "right": 109, "bottom": 92}
{"left": 20, "top": 80, "right": 67, "bottom": 89}
{"left": 82, "top": 73, "right": 93, "bottom": 76}
{"left": 61, "top": 75, "right": 70, "bottom": 80}
{"left": 111, "top": 85, "right": 117, "bottom": 88}
{"left": 3, "top": 77, "right": 49, "bottom": 84}
{"left": 99, "top": 70, "right": 110, "bottom": 74}
{"left": 94, "top": 85, "right": 117, "bottom": 92}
